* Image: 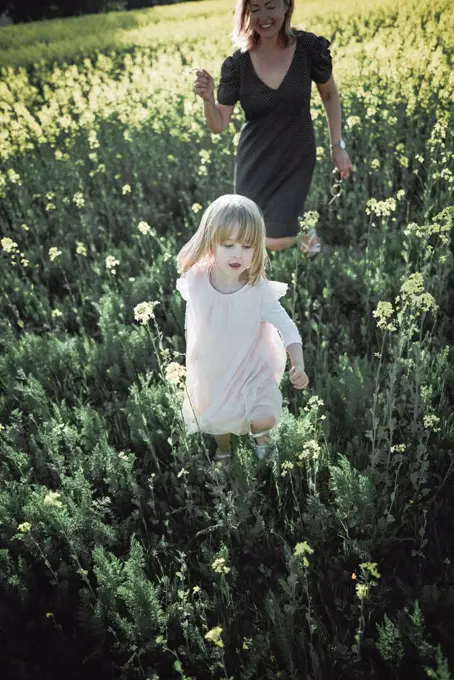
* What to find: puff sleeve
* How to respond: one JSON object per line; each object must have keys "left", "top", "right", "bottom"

{"left": 176, "top": 276, "right": 189, "bottom": 301}
{"left": 176, "top": 275, "right": 189, "bottom": 329}
{"left": 309, "top": 34, "right": 333, "bottom": 84}
{"left": 261, "top": 281, "right": 302, "bottom": 348}
{"left": 217, "top": 54, "right": 240, "bottom": 106}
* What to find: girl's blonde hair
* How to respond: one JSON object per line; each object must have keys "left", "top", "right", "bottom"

{"left": 177, "top": 194, "right": 268, "bottom": 286}
{"left": 232, "top": 0, "right": 295, "bottom": 52}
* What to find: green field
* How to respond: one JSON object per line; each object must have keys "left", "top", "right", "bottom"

{"left": 1, "top": 0, "right": 453, "bottom": 678}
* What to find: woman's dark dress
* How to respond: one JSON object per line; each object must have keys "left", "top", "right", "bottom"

{"left": 217, "top": 31, "right": 332, "bottom": 239}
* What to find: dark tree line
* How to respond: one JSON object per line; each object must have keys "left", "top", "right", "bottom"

{"left": 0, "top": 0, "right": 190, "bottom": 24}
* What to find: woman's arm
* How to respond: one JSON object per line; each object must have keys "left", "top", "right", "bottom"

{"left": 316, "top": 75, "right": 342, "bottom": 145}
{"left": 203, "top": 99, "right": 234, "bottom": 134}
{"left": 194, "top": 69, "right": 235, "bottom": 134}
{"left": 316, "top": 75, "right": 353, "bottom": 179}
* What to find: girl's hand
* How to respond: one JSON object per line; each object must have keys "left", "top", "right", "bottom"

{"left": 289, "top": 365, "right": 309, "bottom": 390}
{"left": 193, "top": 69, "right": 215, "bottom": 103}
{"left": 331, "top": 147, "right": 353, "bottom": 180}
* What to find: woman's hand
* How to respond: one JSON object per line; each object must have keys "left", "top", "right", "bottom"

{"left": 289, "top": 365, "right": 310, "bottom": 390}
{"left": 331, "top": 147, "right": 353, "bottom": 179}
{"left": 193, "top": 69, "right": 215, "bottom": 103}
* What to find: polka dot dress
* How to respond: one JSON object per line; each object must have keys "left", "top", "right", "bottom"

{"left": 217, "top": 31, "right": 332, "bottom": 239}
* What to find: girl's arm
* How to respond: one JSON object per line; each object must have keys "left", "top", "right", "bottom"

{"left": 261, "top": 287, "right": 309, "bottom": 389}
{"left": 287, "top": 343, "right": 305, "bottom": 370}
{"left": 261, "top": 289, "right": 304, "bottom": 365}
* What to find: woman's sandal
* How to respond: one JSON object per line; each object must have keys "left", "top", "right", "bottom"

{"left": 250, "top": 429, "right": 277, "bottom": 462}
{"left": 301, "top": 228, "right": 321, "bottom": 258}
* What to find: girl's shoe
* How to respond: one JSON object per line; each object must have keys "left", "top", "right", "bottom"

{"left": 213, "top": 448, "right": 232, "bottom": 466}
{"left": 250, "top": 430, "right": 277, "bottom": 462}
{"left": 301, "top": 228, "right": 321, "bottom": 258}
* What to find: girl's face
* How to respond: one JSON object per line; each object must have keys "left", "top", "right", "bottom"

{"left": 248, "top": 0, "right": 288, "bottom": 41}
{"left": 213, "top": 231, "right": 255, "bottom": 280}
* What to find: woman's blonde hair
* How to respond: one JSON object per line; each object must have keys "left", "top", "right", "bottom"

{"left": 232, "top": 0, "right": 295, "bottom": 52}
{"left": 177, "top": 194, "right": 268, "bottom": 286}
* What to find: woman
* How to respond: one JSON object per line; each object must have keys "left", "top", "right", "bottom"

{"left": 193, "top": 0, "right": 353, "bottom": 254}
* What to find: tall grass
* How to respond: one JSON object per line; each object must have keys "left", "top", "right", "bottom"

{"left": 0, "top": 0, "right": 453, "bottom": 678}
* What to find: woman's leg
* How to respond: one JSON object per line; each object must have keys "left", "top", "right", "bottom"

{"left": 300, "top": 230, "right": 321, "bottom": 255}
{"left": 266, "top": 233, "right": 321, "bottom": 253}
{"left": 265, "top": 236, "right": 297, "bottom": 251}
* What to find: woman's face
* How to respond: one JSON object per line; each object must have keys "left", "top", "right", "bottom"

{"left": 247, "top": 0, "right": 288, "bottom": 41}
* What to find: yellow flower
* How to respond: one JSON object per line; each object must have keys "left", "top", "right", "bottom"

{"left": 191, "top": 203, "right": 202, "bottom": 214}
{"left": 18, "top": 522, "right": 32, "bottom": 533}
{"left": 122, "top": 184, "right": 131, "bottom": 195}
{"left": 297, "top": 439, "right": 321, "bottom": 463}
{"left": 2, "top": 237, "right": 18, "bottom": 253}
{"left": 105, "top": 255, "right": 120, "bottom": 270}
{"left": 134, "top": 300, "right": 160, "bottom": 325}
{"left": 137, "top": 221, "right": 152, "bottom": 235}
{"left": 399, "top": 273, "right": 437, "bottom": 313}
{"left": 192, "top": 585, "right": 201, "bottom": 594}
{"left": 304, "top": 395, "right": 324, "bottom": 411}
{"left": 391, "top": 443, "right": 407, "bottom": 453}
{"left": 49, "top": 247, "right": 62, "bottom": 262}
{"left": 165, "top": 362, "right": 186, "bottom": 385}
{"left": 355, "top": 583, "right": 369, "bottom": 600}
{"left": 346, "top": 115, "right": 361, "bottom": 129}
{"left": 76, "top": 241, "right": 87, "bottom": 256}
{"left": 43, "top": 491, "right": 63, "bottom": 508}
{"left": 204, "top": 626, "right": 224, "bottom": 648}
{"left": 298, "top": 210, "right": 319, "bottom": 232}
{"left": 373, "top": 301, "right": 396, "bottom": 331}
{"left": 72, "top": 192, "right": 85, "bottom": 208}
{"left": 294, "top": 541, "right": 314, "bottom": 558}
{"left": 280, "top": 460, "right": 294, "bottom": 477}
{"left": 242, "top": 637, "right": 252, "bottom": 650}
{"left": 211, "top": 557, "right": 230, "bottom": 575}
{"left": 423, "top": 414, "right": 441, "bottom": 432}
{"left": 359, "top": 562, "right": 381, "bottom": 579}
{"left": 365, "top": 198, "right": 397, "bottom": 217}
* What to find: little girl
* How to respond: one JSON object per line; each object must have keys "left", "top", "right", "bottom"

{"left": 176, "top": 194, "right": 309, "bottom": 463}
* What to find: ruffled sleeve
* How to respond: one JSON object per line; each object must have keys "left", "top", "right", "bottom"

{"left": 309, "top": 34, "right": 333, "bottom": 84}
{"left": 176, "top": 275, "right": 189, "bottom": 301}
{"left": 268, "top": 281, "right": 289, "bottom": 300}
{"left": 217, "top": 53, "right": 240, "bottom": 106}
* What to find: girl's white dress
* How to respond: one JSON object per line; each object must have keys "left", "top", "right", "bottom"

{"left": 176, "top": 261, "right": 302, "bottom": 436}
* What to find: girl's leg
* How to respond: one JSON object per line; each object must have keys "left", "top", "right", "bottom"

{"left": 250, "top": 416, "right": 275, "bottom": 443}
{"left": 214, "top": 433, "right": 231, "bottom": 456}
